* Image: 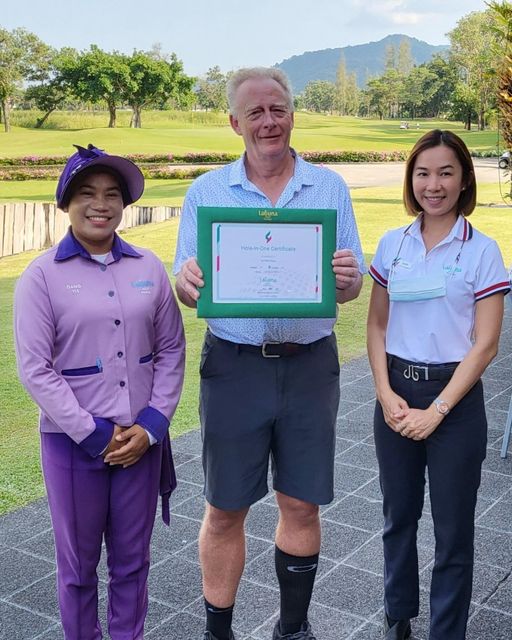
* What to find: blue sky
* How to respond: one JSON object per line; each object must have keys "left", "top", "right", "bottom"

{"left": 3, "top": 0, "right": 489, "bottom": 76}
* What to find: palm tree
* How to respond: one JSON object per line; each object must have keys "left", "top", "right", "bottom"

{"left": 488, "top": 2, "right": 512, "bottom": 174}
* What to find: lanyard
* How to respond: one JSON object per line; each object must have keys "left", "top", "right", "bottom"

{"left": 389, "top": 217, "right": 472, "bottom": 284}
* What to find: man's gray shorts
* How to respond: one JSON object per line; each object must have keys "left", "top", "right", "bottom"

{"left": 199, "top": 331, "right": 340, "bottom": 510}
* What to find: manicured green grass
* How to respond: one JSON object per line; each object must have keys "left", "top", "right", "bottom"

{"left": 1, "top": 111, "right": 500, "bottom": 158}
{"left": 350, "top": 183, "right": 512, "bottom": 264}
{"left": 0, "top": 179, "right": 193, "bottom": 204}
{"left": 0, "top": 259, "right": 44, "bottom": 514}
{"left": 1, "top": 179, "right": 509, "bottom": 209}
{"left": 2, "top": 183, "right": 510, "bottom": 515}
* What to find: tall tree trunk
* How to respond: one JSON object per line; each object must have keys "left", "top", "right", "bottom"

{"left": 130, "top": 105, "right": 142, "bottom": 128}
{"left": 108, "top": 101, "right": 116, "bottom": 128}
{"left": 2, "top": 100, "right": 11, "bottom": 132}
{"left": 35, "top": 108, "right": 56, "bottom": 129}
{"left": 479, "top": 108, "right": 485, "bottom": 131}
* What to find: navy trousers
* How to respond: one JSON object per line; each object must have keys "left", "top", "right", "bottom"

{"left": 374, "top": 367, "right": 487, "bottom": 640}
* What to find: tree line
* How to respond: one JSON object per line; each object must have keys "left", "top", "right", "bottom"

{"left": 0, "top": 24, "right": 238, "bottom": 134}
{"left": 1, "top": 2, "right": 512, "bottom": 136}
{"left": 0, "top": 31, "right": 237, "bottom": 133}
{"left": 0, "top": 26, "right": 240, "bottom": 131}
{"left": 0, "top": 30, "right": 200, "bottom": 132}
{"left": 298, "top": 4, "right": 511, "bottom": 133}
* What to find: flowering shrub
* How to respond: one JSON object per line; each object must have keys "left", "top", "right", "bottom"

{"left": 142, "top": 167, "right": 211, "bottom": 179}
{"left": 0, "top": 168, "right": 62, "bottom": 180}
{"left": 0, "top": 166, "right": 211, "bottom": 181}
{"left": 170, "top": 152, "right": 237, "bottom": 164}
{"left": 468, "top": 149, "right": 501, "bottom": 158}
{"left": 0, "top": 149, "right": 500, "bottom": 174}
{"left": 300, "top": 150, "right": 410, "bottom": 163}
{"left": 0, "top": 152, "right": 238, "bottom": 167}
{"left": 0, "top": 156, "right": 68, "bottom": 167}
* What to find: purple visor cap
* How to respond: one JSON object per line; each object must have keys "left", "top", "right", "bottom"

{"left": 56, "top": 144, "right": 145, "bottom": 209}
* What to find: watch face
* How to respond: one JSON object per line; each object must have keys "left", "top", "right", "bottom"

{"left": 435, "top": 400, "right": 449, "bottom": 415}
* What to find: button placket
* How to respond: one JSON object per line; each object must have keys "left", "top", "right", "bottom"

{"left": 107, "top": 273, "right": 129, "bottom": 409}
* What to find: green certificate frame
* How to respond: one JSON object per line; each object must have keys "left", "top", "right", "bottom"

{"left": 197, "top": 206, "right": 337, "bottom": 318}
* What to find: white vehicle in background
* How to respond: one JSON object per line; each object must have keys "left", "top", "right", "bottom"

{"left": 499, "top": 150, "right": 511, "bottom": 169}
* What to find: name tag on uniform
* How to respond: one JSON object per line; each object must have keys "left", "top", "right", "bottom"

{"left": 388, "top": 273, "right": 446, "bottom": 302}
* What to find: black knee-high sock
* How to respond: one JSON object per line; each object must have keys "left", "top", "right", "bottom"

{"left": 275, "top": 545, "right": 319, "bottom": 635}
{"left": 205, "top": 598, "right": 234, "bottom": 640}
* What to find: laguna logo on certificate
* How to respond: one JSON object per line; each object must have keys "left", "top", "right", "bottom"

{"left": 197, "top": 207, "right": 336, "bottom": 318}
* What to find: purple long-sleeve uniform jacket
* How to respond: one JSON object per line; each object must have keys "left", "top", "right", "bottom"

{"left": 14, "top": 230, "right": 185, "bottom": 458}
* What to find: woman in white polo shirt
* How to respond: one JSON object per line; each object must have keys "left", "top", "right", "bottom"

{"left": 367, "top": 129, "right": 510, "bottom": 640}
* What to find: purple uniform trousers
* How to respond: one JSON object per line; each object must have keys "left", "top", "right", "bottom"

{"left": 41, "top": 432, "right": 161, "bottom": 640}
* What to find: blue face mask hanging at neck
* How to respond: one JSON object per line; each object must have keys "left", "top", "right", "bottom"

{"left": 388, "top": 273, "right": 447, "bottom": 302}
{"left": 386, "top": 218, "right": 472, "bottom": 303}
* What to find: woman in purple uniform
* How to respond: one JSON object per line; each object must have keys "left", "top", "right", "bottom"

{"left": 14, "top": 144, "right": 185, "bottom": 639}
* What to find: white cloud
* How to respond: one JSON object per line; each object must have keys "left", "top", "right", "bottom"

{"left": 391, "top": 12, "right": 423, "bottom": 26}
{"left": 352, "top": 0, "right": 407, "bottom": 12}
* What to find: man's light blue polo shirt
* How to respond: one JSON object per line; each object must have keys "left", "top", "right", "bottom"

{"left": 174, "top": 152, "right": 365, "bottom": 345}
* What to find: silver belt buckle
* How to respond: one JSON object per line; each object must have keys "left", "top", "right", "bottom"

{"left": 262, "top": 342, "right": 280, "bottom": 358}
{"left": 403, "top": 364, "right": 429, "bottom": 381}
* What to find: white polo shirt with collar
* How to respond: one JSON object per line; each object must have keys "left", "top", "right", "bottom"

{"left": 370, "top": 215, "right": 510, "bottom": 364}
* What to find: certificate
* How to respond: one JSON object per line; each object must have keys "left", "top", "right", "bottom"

{"left": 197, "top": 207, "right": 337, "bottom": 318}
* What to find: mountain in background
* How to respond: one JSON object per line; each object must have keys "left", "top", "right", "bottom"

{"left": 276, "top": 34, "right": 449, "bottom": 93}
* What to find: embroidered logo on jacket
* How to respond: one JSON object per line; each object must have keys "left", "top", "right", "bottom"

{"left": 131, "top": 280, "right": 154, "bottom": 295}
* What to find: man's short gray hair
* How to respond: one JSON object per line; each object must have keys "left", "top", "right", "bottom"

{"left": 226, "top": 67, "right": 294, "bottom": 116}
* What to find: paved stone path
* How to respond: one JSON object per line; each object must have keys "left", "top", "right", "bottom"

{"left": 328, "top": 158, "right": 502, "bottom": 188}
{"left": 177, "top": 159, "right": 502, "bottom": 190}
{"left": 1, "top": 302, "right": 511, "bottom": 640}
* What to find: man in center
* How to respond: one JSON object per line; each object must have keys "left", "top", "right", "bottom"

{"left": 174, "top": 67, "right": 365, "bottom": 640}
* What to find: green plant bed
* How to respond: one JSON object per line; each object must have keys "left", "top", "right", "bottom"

{"left": 0, "top": 165, "right": 211, "bottom": 181}
{"left": 0, "top": 151, "right": 238, "bottom": 167}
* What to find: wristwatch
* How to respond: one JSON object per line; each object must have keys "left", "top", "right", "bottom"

{"left": 433, "top": 397, "right": 450, "bottom": 415}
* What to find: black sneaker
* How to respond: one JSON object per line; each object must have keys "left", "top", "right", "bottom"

{"left": 202, "top": 631, "right": 235, "bottom": 640}
{"left": 272, "top": 620, "right": 316, "bottom": 639}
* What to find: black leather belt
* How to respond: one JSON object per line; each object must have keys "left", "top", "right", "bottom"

{"left": 240, "top": 342, "right": 311, "bottom": 358}
{"left": 214, "top": 335, "right": 327, "bottom": 358}
{"left": 387, "top": 354, "right": 459, "bottom": 381}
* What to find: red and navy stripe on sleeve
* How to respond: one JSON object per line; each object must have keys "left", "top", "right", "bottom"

{"left": 369, "top": 265, "right": 388, "bottom": 288}
{"left": 475, "top": 282, "right": 511, "bottom": 301}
